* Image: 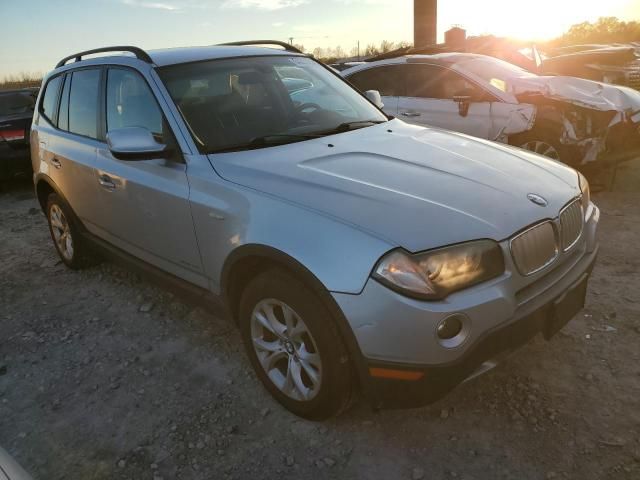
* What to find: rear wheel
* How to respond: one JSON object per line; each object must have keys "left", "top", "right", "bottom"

{"left": 46, "top": 193, "right": 99, "bottom": 269}
{"left": 239, "top": 269, "right": 354, "bottom": 420}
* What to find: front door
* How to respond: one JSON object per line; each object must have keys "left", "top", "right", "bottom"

{"left": 396, "top": 64, "right": 492, "bottom": 139}
{"left": 92, "top": 67, "right": 205, "bottom": 287}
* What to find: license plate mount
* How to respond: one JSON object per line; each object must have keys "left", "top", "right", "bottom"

{"left": 544, "top": 274, "right": 589, "bottom": 340}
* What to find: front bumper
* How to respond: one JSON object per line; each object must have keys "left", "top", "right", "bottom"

{"left": 333, "top": 204, "right": 600, "bottom": 409}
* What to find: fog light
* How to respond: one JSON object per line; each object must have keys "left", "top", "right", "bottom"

{"left": 437, "top": 314, "right": 464, "bottom": 340}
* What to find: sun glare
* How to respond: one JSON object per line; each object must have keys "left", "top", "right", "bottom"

{"left": 439, "top": 0, "right": 640, "bottom": 41}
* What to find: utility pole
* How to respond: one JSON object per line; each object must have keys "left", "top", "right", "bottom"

{"left": 288, "top": 37, "right": 294, "bottom": 45}
{"left": 357, "top": 40, "right": 360, "bottom": 61}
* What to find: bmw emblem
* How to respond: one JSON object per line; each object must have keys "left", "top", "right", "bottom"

{"left": 527, "top": 193, "right": 548, "bottom": 207}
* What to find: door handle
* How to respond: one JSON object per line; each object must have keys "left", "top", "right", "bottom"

{"left": 98, "top": 174, "right": 116, "bottom": 190}
{"left": 51, "top": 158, "right": 62, "bottom": 169}
{"left": 401, "top": 111, "right": 421, "bottom": 117}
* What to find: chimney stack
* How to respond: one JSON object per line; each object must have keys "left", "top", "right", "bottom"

{"left": 414, "top": 0, "right": 437, "bottom": 48}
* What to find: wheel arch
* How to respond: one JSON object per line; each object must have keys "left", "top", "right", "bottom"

{"left": 222, "top": 244, "right": 336, "bottom": 321}
{"left": 221, "top": 243, "right": 368, "bottom": 388}
{"left": 35, "top": 175, "right": 57, "bottom": 212}
{"left": 34, "top": 174, "right": 73, "bottom": 214}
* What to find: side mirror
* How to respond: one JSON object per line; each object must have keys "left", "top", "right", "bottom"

{"left": 365, "top": 90, "right": 385, "bottom": 109}
{"left": 453, "top": 89, "right": 473, "bottom": 117}
{"left": 107, "top": 127, "right": 171, "bottom": 161}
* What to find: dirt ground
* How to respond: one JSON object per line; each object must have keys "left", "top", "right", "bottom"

{"left": 1, "top": 162, "right": 639, "bottom": 480}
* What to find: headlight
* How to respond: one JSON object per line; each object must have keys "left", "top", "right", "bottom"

{"left": 373, "top": 240, "right": 505, "bottom": 300}
{"left": 578, "top": 171, "right": 590, "bottom": 214}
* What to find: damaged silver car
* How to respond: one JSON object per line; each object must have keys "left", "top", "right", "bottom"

{"left": 343, "top": 53, "right": 640, "bottom": 173}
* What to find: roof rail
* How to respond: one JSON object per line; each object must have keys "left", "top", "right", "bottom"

{"left": 55, "top": 46, "right": 153, "bottom": 69}
{"left": 217, "top": 40, "right": 303, "bottom": 54}
{"left": 366, "top": 44, "right": 451, "bottom": 62}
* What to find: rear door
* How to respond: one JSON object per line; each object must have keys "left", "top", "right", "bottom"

{"left": 346, "top": 65, "right": 402, "bottom": 117}
{"left": 92, "top": 66, "right": 206, "bottom": 287}
{"left": 31, "top": 76, "right": 63, "bottom": 181}
{"left": 397, "top": 64, "right": 492, "bottom": 139}
{"left": 46, "top": 68, "right": 104, "bottom": 223}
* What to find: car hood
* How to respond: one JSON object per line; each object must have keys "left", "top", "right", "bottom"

{"left": 208, "top": 120, "right": 580, "bottom": 252}
{"left": 510, "top": 75, "right": 640, "bottom": 115}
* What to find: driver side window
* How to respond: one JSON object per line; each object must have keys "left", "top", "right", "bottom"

{"left": 106, "top": 68, "right": 164, "bottom": 142}
{"left": 404, "top": 65, "right": 486, "bottom": 101}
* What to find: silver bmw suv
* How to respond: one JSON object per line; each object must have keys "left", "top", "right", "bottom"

{"left": 31, "top": 41, "right": 599, "bottom": 419}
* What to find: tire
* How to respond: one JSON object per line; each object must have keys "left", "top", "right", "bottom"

{"left": 45, "top": 193, "right": 100, "bottom": 269}
{"left": 510, "top": 128, "right": 576, "bottom": 166}
{"left": 239, "top": 268, "right": 354, "bottom": 420}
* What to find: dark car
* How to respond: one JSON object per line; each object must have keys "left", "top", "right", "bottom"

{"left": 0, "top": 88, "right": 38, "bottom": 181}
{"left": 542, "top": 45, "right": 640, "bottom": 90}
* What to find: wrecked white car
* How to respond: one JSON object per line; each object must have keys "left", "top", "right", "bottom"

{"left": 343, "top": 53, "right": 640, "bottom": 171}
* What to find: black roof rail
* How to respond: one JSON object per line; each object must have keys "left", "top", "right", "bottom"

{"left": 217, "top": 40, "right": 303, "bottom": 54}
{"left": 365, "top": 44, "right": 451, "bottom": 62}
{"left": 55, "top": 46, "right": 153, "bottom": 69}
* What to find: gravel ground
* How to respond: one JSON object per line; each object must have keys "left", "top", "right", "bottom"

{"left": 1, "top": 162, "right": 640, "bottom": 480}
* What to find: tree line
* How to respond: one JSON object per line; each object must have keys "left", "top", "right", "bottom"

{"left": 549, "top": 16, "right": 640, "bottom": 47}
{"left": 1, "top": 16, "right": 639, "bottom": 89}
{"left": 305, "top": 17, "right": 640, "bottom": 62}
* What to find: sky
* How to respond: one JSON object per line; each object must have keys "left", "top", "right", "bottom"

{"left": 1, "top": 0, "right": 639, "bottom": 77}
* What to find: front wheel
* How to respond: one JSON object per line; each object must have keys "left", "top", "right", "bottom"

{"left": 521, "top": 139, "right": 561, "bottom": 160}
{"left": 510, "top": 128, "right": 576, "bottom": 166}
{"left": 239, "top": 269, "right": 354, "bottom": 420}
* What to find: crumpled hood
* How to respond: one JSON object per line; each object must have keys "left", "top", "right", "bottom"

{"left": 209, "top": 120, "right": 580, "bottom": 252}
{"left": 511, "top": 75, "right": 640, "bottom": 116}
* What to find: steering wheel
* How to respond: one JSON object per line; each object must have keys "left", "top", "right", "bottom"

{"left": 295, "top": 102, "right": 322, "bottom": 114}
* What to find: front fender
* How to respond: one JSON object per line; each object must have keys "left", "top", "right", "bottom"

{"left": 186, "top": 160, "right": 394, "bottom": 295}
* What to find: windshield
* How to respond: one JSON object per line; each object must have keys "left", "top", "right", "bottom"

{"left": 158, "top": 55, "right": 387, "bottom": 153}
{"left": 458, "top": 57, "right": 537, "bottom": 93}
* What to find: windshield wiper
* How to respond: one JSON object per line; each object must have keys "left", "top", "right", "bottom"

{"left": 206, "top": 122, "right": 386, "bottom": 154}
{"left": 319, "top": 120, "right": 387, "bottom": 135}
{"left": 206, "top": 133, "right": 321, "bottom": 154}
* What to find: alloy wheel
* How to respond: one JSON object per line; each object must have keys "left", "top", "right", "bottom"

{"left": 521, "top": 140, "right": 561, "bottom": 160}
{"left": 49, "top": 204, "right": 74, "bottom": 261}
{"left": 250, "top": 298, "right": 322, "bottom": 401}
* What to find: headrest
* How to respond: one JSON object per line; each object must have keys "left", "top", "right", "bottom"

{"left": 237, "top": 71, "right": 265, "bottom": 86}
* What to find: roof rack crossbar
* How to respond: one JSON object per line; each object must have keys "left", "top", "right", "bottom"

{"left": 55, "top": 46, "right": 153, "bottom": 69}
{"left": 217, "top": 40, "right": 303, "bottom": 54}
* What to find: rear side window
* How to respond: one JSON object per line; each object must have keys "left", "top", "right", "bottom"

{"left": 106, "top": 68, "right": 163, "bottom": 140}
{"left": 68, "top": 69, "right": 100, "bottom": 139}
{"left": 57, "top": 75, "right": 71, "bottom": 131}
{"left": 348, "top": 66, "right": 404, "bottom": 97}
{"left": 40, "top": 76, "right": 63, "bottom": 122}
